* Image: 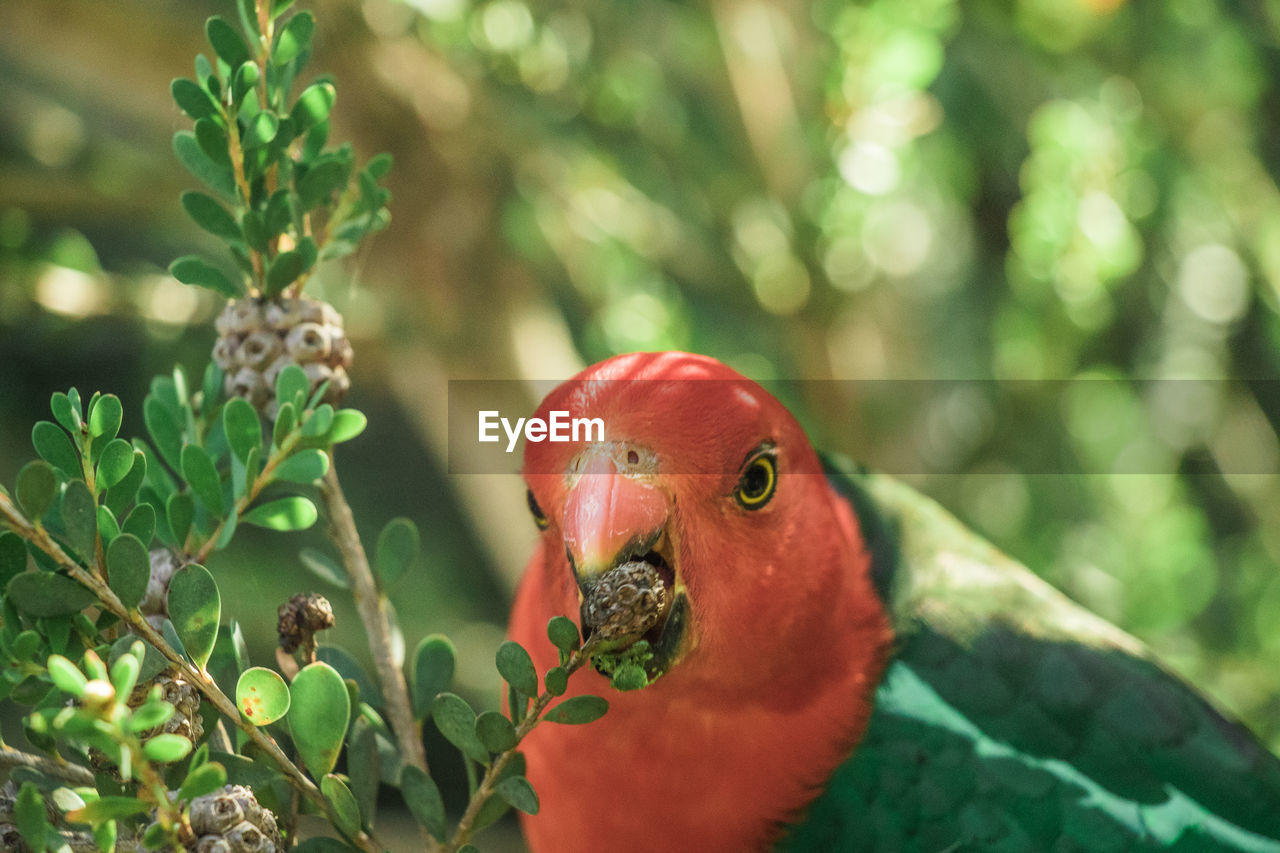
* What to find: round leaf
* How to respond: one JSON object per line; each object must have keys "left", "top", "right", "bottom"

{"left": 143, "top": 733, "right": 192, "bottom": 764}
{"left": 0, "top": 532, "right": 29, "bottom": 586}
{"left": 327, "top": 409, "right": 367, "bottom": 444}
{"left": 182, "top": 191, "right": 242, "bottom": 243}
{"left": 547, "top": 615, "right": 581, "bottom": 653}
{"left": 61, "top": 479, "right": 98, "bottom": 558}
{"left": 273, "top": 11, "right": 314, "bottom": 66}
{"left": 290, "top": 662, "right": 350, "bottom": 777}
{"left": 46, "top": 654, "right": 87, "bottom": 697}
{"left": 122, "top": 503, "right": 157, "bottom": 546}
{"left": 237, "top": 666, "right": 290, "bottom": 725}
{"left": 399, "top": 765, "right": 445, "bottom": 841}
{"left": 15, "top": 461, "right": 56, "bottom": 521}
{"left": 321, "top": 774, "right": 362, "bottom": 839}
{"left": 543, "top": 695, "right": 609, "bottom": 725}
{"left": 474, "top": 711, "right": 517, "bottom": 754}
{"left": 171, "top": 78, "right": 219, "bottom": 121}
{"left": 410, "top": 634, "right": 455, "bottom": 720}
{"left": 495, "top": 641, "right": 538, "bottom": 697}
{"left": 272, "top": 449, "right": 329, "bottom": 484}
{"left": 31, "top": 421, "right": 80, "bottom": 479}
{"left": 167, "top": 564, "right": 220, "bottom": 670}
{"left": 6, "top": 572, "right": 96, "bottom": 618}
{"left": 544, "top": 666, "right": 568, "bottom": 697}
{"left": 374, "top": 517, "right": 418, "bottom": 585}
{"left": 169, "top": 254, "right": 240, "bottom": 298}
{"left": 223, "top": 398, "right": 262, "bottom": 464}
{"left": 97, "top": 438, "right": 136, "bottom": 490}
{"left": 291, "top": 82, "right": 335, "bottom": 134}
{"left": 430, "top": 693, "right": 488, "bottom": 764}
{"left": 347, "top": 718, "right": 379, "bottom": 828}
{"left": 242, "top": 496, "right": 317, "bottom": 530}
{"left": 241, "top": 111, "right": 280, "bottom": 150}
{"left": 205, "top": 16, "right": 251, "bottom": 70}
{"left": 88, "top": 394, "right": 123, "bottom": 441}
{"left": 181, "top": 444, "right": 224, "bottom": 516}
{"left": 106, "top": 533, "right": 151, "bottom": 610}
{"left": 495, "top": 775, "right": 539, "bottom": 815}
{"left": 127, "top": 699, "right": 176, "bottom": 733}
{"left": 179, "top": 761, "right": 227, "bottom": 802}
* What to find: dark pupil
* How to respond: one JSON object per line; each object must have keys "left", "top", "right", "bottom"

{"left": 742, "top": 461, "right": 770, "bottom": 497}
{"left": 526, "top": 489, "right": 545, "bottom": 520}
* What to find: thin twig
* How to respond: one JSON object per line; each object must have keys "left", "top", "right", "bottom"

{"left": 0, "top": 746, "right": 94, "bottom": 786}
{"left": 0, "top": 492, "right": 386, "bottom": 853}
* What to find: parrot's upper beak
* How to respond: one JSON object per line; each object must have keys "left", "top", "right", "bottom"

{"left": 561, "top": 445, "right": 689, "bottom": 681}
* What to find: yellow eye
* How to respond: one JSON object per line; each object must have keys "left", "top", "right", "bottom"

{"left": 527, "top": 489, "right": 549, "bottom": 530}
{"left": 735, "top": 454, "right": 776, "bottom": 509}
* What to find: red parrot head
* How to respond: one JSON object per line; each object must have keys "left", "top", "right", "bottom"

{"left": 522, "top": 351, "right": 856, "bottom": 693}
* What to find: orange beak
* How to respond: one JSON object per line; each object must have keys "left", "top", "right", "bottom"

{"left": 561, "top": 448, "right": 669, "bottom": 584}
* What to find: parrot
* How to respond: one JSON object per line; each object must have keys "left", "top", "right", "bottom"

{"left": 506, "top": 351, "right": 1280, "bottom": 853}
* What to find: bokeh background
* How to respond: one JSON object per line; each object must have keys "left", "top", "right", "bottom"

{"left": 2, "top": 0, "right": 1279, "bottom": 844}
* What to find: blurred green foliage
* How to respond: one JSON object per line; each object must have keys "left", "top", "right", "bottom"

{"left": 0, "top": 0, "right": 1278, "bottom": 789}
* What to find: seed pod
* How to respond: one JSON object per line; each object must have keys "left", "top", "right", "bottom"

{"left": 581, "top": 560, "right": 668, "bottom": 641}
{"left": 277, "top": 592, "right": 336, "bottom": 654}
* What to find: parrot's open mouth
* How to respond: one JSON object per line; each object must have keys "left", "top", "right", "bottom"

{"left": 577, "top": 533, "right": 688, "bottom": 686}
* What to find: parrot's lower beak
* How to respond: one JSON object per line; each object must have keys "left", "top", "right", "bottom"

{"left": 561, "top": 446, "right": 689, "bottom": 683}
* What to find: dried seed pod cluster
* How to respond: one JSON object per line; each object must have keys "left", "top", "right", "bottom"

{"left": 184, "top": 784, "right": 281, "bottom": 853}
{"left": 581, "top": 560, "right": 668, "bottom": 641}
{"left": 212, "top": 296, "right": 353, "bottom": 419}
{"left": 277, "top": 592, "right": 336, "bottom": 654}
{"left": 89, "top": 669, "right": 204, "bottom": 773}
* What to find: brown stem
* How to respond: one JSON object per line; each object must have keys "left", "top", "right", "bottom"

{"left": 0, "top": 745, "right": 94, "bottom": 786}
{"left": 318, "top": 464, "right": 428, "bottom": 774}
{"left": 0, "top": 492, "right": 386, "bottom": 853}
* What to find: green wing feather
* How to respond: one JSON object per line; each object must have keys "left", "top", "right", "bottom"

{"left": 778, "top": 460, "right": 1280, "bottom": 852}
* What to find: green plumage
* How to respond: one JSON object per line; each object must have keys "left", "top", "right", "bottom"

{"left": 779, "top": 460, "right": 1280, "bottom": 852}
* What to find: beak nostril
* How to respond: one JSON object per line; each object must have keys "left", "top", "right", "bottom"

{"left": 627, "top": 449, "right": 640, "bottom": 465}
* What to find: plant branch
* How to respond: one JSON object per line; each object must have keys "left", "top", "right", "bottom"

{"left": 318, "top": 463, "right": 428, "bottom": 775}
{"left": 0, "top": 492, "right": 386, "bottom": 853}
{"left": 192, "top": 429, "right": 301, "bottom": 566}
{"left": 0, "top": 745, "right": 95, "bottom": 786}
{"left": 443, "top": 635, "right": 602, "bottom": 853}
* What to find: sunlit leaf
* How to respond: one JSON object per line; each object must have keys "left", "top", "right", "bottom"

{"left": 167, "top": 564, "right": 220, "bottom": 670}
{"left": 289, "top": 662, "right": 350, "bottom": 777}
{"left": 237, "top": 667, "right": 290, "bottom": 725}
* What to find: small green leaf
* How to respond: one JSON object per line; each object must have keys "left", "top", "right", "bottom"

{"left": 366, "top": 152, "right": 393, "bottom": 179}
{"left": 495, "top": 775, "right": 539, "bottom": 815}
{"left": 230, "top": 445, "right": 259, "bottom": 502}
{"left": 543, "top": 694, "right": 608, "bottom": 725}
{"left": 143, "top": 733, "right": 192, "bottom": 764}
{"left": 122, "top": 503, "right": 157, "bottom": 545}
{"left": 50, "top": 391, "right": 82, "bottom": 436}
{"left": 290, "top": 662, "right": 350, "bottom": 777}
{"left": 223, "top": 397, "right": 262, "bottom": 464}
{"left": 181, "top": 444, "right": 224, "bottom": 516}
{"left": 97, "top": 438, "right": 135, "bottom": 490}
{"left": 241, "top": 110, "right": 280, "bottom": 150}
{"left": 128, "top": 700, "right": 175, "bottom": 733}
{"left": 167, "top": 564, "right": 220, "bottom": 670}
{"left": 67, "top": 796, "right": 151, "bottom": 824}
{"left": 62, "top": 479, "right": 98, "bottom": 558}
{"left": 273, "top": 12, "right": 315, "bottom": 66}
{"left": 291, "top": 82, "right": 335, "bottom": 134}
{"left": 297, "top": 159, "right": 348, "bottom": 211}
{"left": 170, "top": 254, "right": 241, "bottom": 298}
{"left": 237, "top": 667, "right": 290, "bottom": 725}
{"left": 475, "top": 711, "right": 517, "bottom": 754}
{"left": 178, "top": 760, "right": 227, "bottom": 802}
{"left": 206, "top": 16, "right": 251, "bottom": 71}
{"left": 173, "top": 131, "right": 236, "bottom": 202}
{"left": 98, "top": 505, "right": 121, "bottom": 547}
{"left": 110, "top": 645, "right": 141, "bottom": 696}
{"left": 46, "top": 654, "right": 87, "bottom": 697}
{"left": 328, "top": 409, "right": 367, "bottom": 444}
{"left": 32, "top": 421, "right": 81, "bottom": 478}
{"left": 544, "top": 666, "right": 568, "bottom": 696}
{"left": 316, "top": 646, "right": 383, "bottom": 708}
{"left": 322, "top": 774, "right": 362, "bottom": 838}
{"left": 195, "top": 117, "right": 232, "bottom": 167}
{"left": 410, "top": 634, "right": 455, "bottom": 720}
{"left": 171, "top": 78, "right": 219, "bottom": 121}
{"left": 273, "top": 402, "right": 297, "bottom": 448}
{"left": 264, "top": 249, "right": 306, "bottom": 296}
{"left": 302, "top": 404, "right": 334, "bottom": 437}
{"left": 348, "top": 718, "right": 379, "bottom": 829}
{"left": 298, "top": 547, "right": 349, "bottom": 590}
{"left": 276, "top": 365, "right": 309, "bottom": 413}
{"left": 431, "top": 693, "right": 488, "bottom": 764}
{"left": 15, "top": 461, "right": 57, "bottom": 521}
{"left": 167, "top": 492, "right": 195, "bottom": 545}
{"left": 399, "top": 765, "right": 445, "bottom": 841}
{"left": 182, "top": 191, "right": 241, "bottom": 243}
{"left": 15, "top": 782, "right": 49, "bottom": 850}
{"left": 242, "top": 496, "right": 317, "bottom": 531}
{"left": 0, "top": 533, "right": 27, "bottom": 586}
{"left": 547, "top": 616, "right": 580, "bottom": 653}
{"left": 104, "top": 450, "right": 147, "bottom": 519}
{"left": 496, "top": 641, "right": 538, "bottom": 697}
{"left": 374, "top": 518, "right": 418, "bottom": 585}
{"left": 87, "top": 394, "right": 122, "bottom": 440}
{"left": 610, "top": 663, "right": 649, "bottom": 692}
{"left": 272, "top": 449, "right": 329, "bottom": 484}
{"left": 106, "top": 533, "right": 151, "bottom": 610}
{"left": 232, "top": 61, "right": 260, "bottom": 105}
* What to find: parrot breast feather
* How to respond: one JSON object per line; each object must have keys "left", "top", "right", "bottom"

{"left": 778, "top": 458, "right": 1280, "bottom": 852}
